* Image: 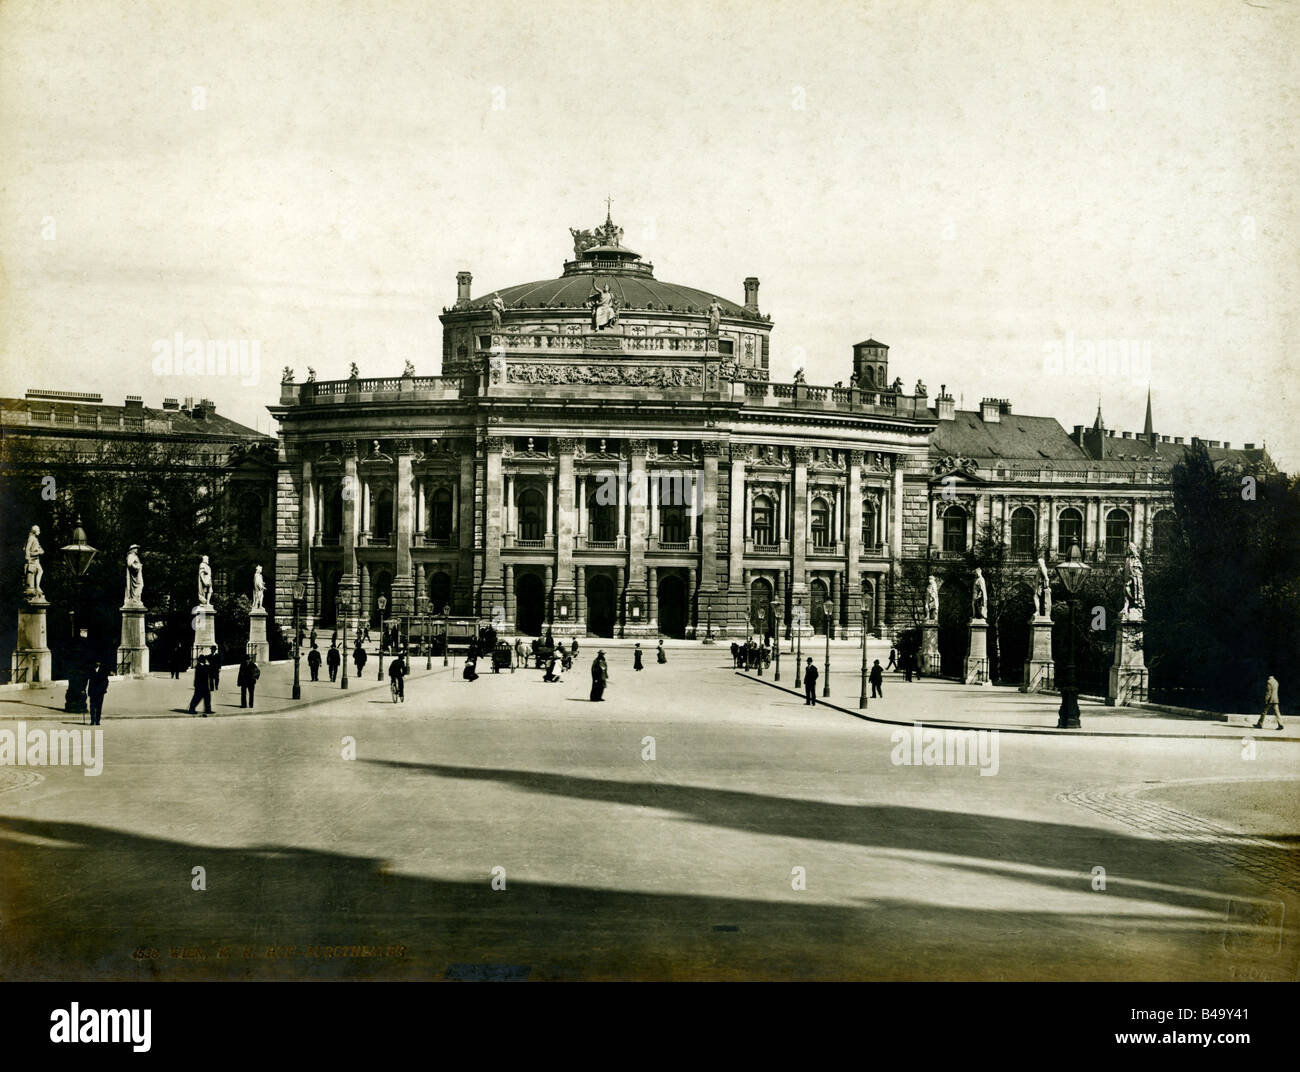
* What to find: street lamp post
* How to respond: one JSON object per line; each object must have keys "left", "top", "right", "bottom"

{"left": 60, "top": 520, "right": 97, "bottom": 714}
{"left": 291, "top": 581, "right": 305, "bottom": 699}
{"left": 1054, "top": 541, "right": 1090, "bottom": 729}
{"left": 823, "top": 599, "right": 833, "bottom": 697}
{"left": 423, "top": 600, "right": 432, "bottom": 670}
{"left": 859, "top": 608, "right": 869, "bottom": 709}
{"left": 794, "top": 600, "right": 803, "bottom": 688}
{"left": 376, "top": 595, "right": 387, "bottom": 680}
{"left": 757, "top": 610, "right": 764, "bottom": 676}
{"left": 770, "top": 599, "right": 781, "bottom": 681}
{"left": 339, "top": 598, "right": 350, "bottom": 689}
{"left": 443, "top": 605, "right": 450, "bottom": 668}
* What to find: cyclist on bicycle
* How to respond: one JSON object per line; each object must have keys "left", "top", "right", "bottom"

{"left": 387, "top": 656, "right": 406, "bottom": 702}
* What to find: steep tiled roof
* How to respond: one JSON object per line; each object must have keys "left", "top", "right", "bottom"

{"left": 931, "top": 410, "right": 1089, "bottom": 463}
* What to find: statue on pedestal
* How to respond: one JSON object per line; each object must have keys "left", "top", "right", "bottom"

{"left": 23, "top": 525, "right": 44, "bottom": 600}
{"left": 490, "top": 293, "right": 504, "bottom": 331}
{"left": 124, "top": 545, "right": 144, "bottom": 606}
{"left": 252, "top": 565, "right": 265, "bottom": 610}
{"left": 1035, "top": 556, "right": 1052, "bottom": 618}
{"left": 1122, "top": 542, "right": 1145, "bottom": 620}
{"left": 971, "top": 568, "right": 988, "bottom": 620}
{"left": 197, "top": 555, "right": 214, "bottom": 608}
{"left": 925, "top": 574, "right": 940, "bottom": 621}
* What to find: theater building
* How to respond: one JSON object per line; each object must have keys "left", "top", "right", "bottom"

{"left": 270, "top": 212, "right": 937, "bottom": 640}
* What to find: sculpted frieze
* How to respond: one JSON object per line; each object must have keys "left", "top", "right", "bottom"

{"left": 506, "top": 363, "right": 703, "bottom": 388}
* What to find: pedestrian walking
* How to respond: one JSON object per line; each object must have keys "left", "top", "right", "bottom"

{"left": 886, "top": 647, "right": 898, "bottom": 672}
{"left": 307, "top": 644, "right": 321, "bottom": 681}
{"left": 803, "top": 658, "right": 819, "bottom": 705}
{"left": 462, "top": 653, "right": 479, "bottom": 682}
{"left": 327, "top": 644, "right": 340, "bottom": 682}
{"left": 87, "top": 661, "right": 109, "bottom": 726}
{"left": 188, "top": 654, "right": 213, "bottom": 715}
{"left": 730, "top": 641, "right": 740, "bottom": 668}
{"left": 633, "top": 644, "right": 644, "bottom": 671}
{"left": 238, "top": 654, "right": 260, "bottom": 708}
{"left": 207, "top": 647, "right": 221, "bottom": 693}
{"left": 904, "top": 650, "right": 914, "bottom": 683}
{"left": 656, "top": 639, "right": 667, "bottom": 664}
{"left": 590, "top": 650, "right": 608, "bottom": 702}
{"left": 353, "top": 642, "right": 367, "bottom": 678}
{"left": 1254, "top": 674, "right": 1285, "bottom": 730}
{"left": 170, "top": 645, "right": 185, "bottom": 680}
{"left": 870, "top": 659, "right": 884, "bottom": 698}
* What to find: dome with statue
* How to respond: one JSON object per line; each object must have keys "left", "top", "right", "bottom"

{"left": 438, "top": 208, "right": 773, "bottom": 383}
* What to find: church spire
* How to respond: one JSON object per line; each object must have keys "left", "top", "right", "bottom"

{"left": 1143, "top": 387, "right": 1154, "bottom": 444}
{"left": 1092, "top": 398, "right": 1105, "bottom": 430}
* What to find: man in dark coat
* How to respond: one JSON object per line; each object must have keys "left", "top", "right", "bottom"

{"left": 188, "top": 654, "right": 213, "bottom": 716}
{"left": 87, "top": 661, "right": 109, "bottom": 726}
{"left": 238, "top": 654, "right": 261, "bottom": 708}
{"left": 307, "top": 643, "right": 322, "bottom": 681}
{"left": 326, "top": 643, "right": 341, "bottom": 682}
{"left": 633, "top": 644, "right": 643, "bottom": 671}
{"left": 870, "top": 659, "right": 884, "bottom": 698}
{"left": 207, "top": 647, "right": 221, "bottom": 693}
{"left": 886, "top": 647, "right": 898, "bottom": 672}
{"left": 590, "top": 650, "right": 608, "bottom": 702}
{"left": 803, "top": 658, "right": 819, "bottom": 705}
{"left": 353, "top": 642, "right": 367, "bottom": 678}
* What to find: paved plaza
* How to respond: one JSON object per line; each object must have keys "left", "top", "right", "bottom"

{"left": 1, "top": 643, "right": 1297, "bottom": 981}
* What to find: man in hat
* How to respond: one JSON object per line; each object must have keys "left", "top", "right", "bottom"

{"left": 591, "top": 650, "right": 608, "bottom": 702}
{"left": 803, "top": 658, "right": 819, "bottom": 705}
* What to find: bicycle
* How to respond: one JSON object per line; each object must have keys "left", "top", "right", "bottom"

{"left": 390, "top": 676, "right": 404, "bottom": 703}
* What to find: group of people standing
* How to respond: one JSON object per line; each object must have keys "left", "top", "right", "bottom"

{"left": 187, "top": 646, "right": 261, "bottom": 715}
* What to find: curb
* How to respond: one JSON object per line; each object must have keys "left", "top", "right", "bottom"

{"left": 734, "top": 673, "right": 1300, "bottom": 741}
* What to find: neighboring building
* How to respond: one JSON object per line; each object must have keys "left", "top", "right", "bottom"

{"left": 270, "top": 212, "right": 938, "bottom": 641}
{"left": 0, "top": 389, "right": 275, "bottom": 638}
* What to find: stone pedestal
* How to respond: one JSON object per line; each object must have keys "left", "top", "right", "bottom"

{"left": 11, "top": 599, "right": 52, "bottom": 685}
{"left": 247, "top": 607, "right": 271, "bottom": 664}
{"left": 191, "top": 603, "right": 218, "bottom": 666}
{"left": 117, "top": 603, "right": 151, "bottom": 678}
{"left": 920, "top": 620, "right": 940, "bottom": 676}
{"left": 964, "top": 619, "right": 990, "bottom": 685}
{"left": 1021, "top": 617, "right": 1054, "bottom": 693}
{"left": 1107, "top": 618, "right": 1147, "bottom": 706}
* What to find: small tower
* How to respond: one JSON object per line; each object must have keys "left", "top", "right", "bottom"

{"left": 852, "top": 339, "right": 889, "bottom": 389}
{"left": 1082, "top": 401, "right": 1107, "bottom": 460}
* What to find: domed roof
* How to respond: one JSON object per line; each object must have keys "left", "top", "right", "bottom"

{"left": 460, "top": 212, "right": 764, "bottom": 321}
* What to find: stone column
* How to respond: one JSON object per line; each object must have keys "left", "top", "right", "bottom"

{"left": 627, "top": 441, "right": 649, "bottom": 635}
{"left": 576, "top": 565, "right": 587, "bottom": 632}
{"left": 554, "top": 439, "right": 577, "bottom": 630}
{"left": 544, "top": 564, "right": 554, "bottom": 624}
{"left": 617, "top": 465, "right": 627, "bottom": 540}
{"left": 578, "top": 475, "right": 587, "bottom": 538}
{"left": 1022, "top": 614, "right": 1054, "bottom": 693}
{"left": 874, "top": 573, "right": 885, "bottom": 635}
{"left": 830, "top": 571, "right": 840, "bottom": 634}
{"left": 846, "top": 451, "right": 863, "bottom": 636}
{"left": 699, "top": 441, "right": 720, "bottom": 596}
{"left": 616, "top": 564, "right": 626, "bottom": 636}
{"left": 341, "top": 441, "right": 360, "bottom": 618}
{"left": 792, "top": 448, "right": 810, "bottom": 616}
{"left": 457, "top": 446, "right": 474, "bottom": 610}
{"left": 359, "top": 565, "right": 371, "bottom": 632}
{"left": 504, "top": 564, "right": 515, "bottom": 631}
{"left": 650, "top": 471, "right": 660, "bottom": 545}
{"left": 300, "top": 459, "right": 314, "bottom": 610}
{"left": 545, "top": 474, "right": 555, "bottom": 539}
{"left": 505, "top": 472, "right": 516, "bottom": 537}
{"left": 11, "top": 596, "right": 52, "bottom": 685}
{"left": 687, "top": 565, "right": 698, "bottom": 636}
{"left": 965, "top": 618, "right": 990, "bottom": 686}
{"left": 392, "top": 442, "right": 415, "bottom": 617}
{"left": 648, "top": 567, "right": 658, "bottom": 633}
{"left": 775, "top": 569, "right": 786, "bottom": 638}
{"left": 482, "top": 436, "right": 506, "bottom": 616}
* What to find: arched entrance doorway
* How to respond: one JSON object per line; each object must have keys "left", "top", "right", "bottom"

{"left": 515, "top": 572, "right": 545, "bottom": 636}
{"left": 372, "top": 570, "right": 392, "bottom": 629}
{"left": 428, "top": 571, "right": 452, "bottom": 616}
{"left": 586, "top": 573, "right": 616, "bottom": 637}
{"left": 749, "top": 577, "right": 774, "bottom": 639}
{"left": 938, "top": 579, "right": 968, "bottom": 678}
{"left": 658, "top": 573, "right": 687, "bottom": 638}
{"left": 809, "top": 577, "right": 830, "bottom": 636}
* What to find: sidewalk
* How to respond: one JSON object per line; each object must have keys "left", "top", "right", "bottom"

{"left": 739, "top": 670, "right": 1300, "bottom": 741}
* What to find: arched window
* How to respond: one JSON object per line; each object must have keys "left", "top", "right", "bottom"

{"left": 1010, "top": 507, "right": 1036, "bottom": 556}
{"left": 752, "top": 495, "right": 774, "bottom": 546}
{"left": 863, "top": 366, "right": 875, "bottom": 386}
{"left": 589, "top": 492, "right": 616, "bottom": 542}
{"left": 1151, "top": 509, "right": 1176, "bottom": 556}
{"left": 862, "top": 499, "right": 877, "bottom": 547}
{"left": 430, "top": 488, "right": 453, "bottom": 540}
{"left": 661, "top": 503, "right": 687, "bottom": 545}
{"left": 1057, "top": 508, "right": 1083, "bottom": 556}
{"left": 1105, "top": 509, "right": 1130, "bottom": 557}
{"left": 374, "top": 488, "right": 394, "bottom": 541}
{"left": 942, "top": 505, "right": 967, "bottom": 553}
{"left": 518, "top": 488, "right": 545, "bottom": 542}
{"left": 811, "top": 497, "right": 830, "bottom": 548}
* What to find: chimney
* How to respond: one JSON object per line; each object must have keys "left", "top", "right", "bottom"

{"left": 124, "top": 395, "right": 143, "bottom": 411}
{"left": 979, "top": 398, "right": 1001, "bottom": 423}
{"left": 935, "top": 384, "right": 955, "bottom": 421}
{"left": 200, "top": 397, "right": 215, "bottom": 414}
{"left": 1121, "top": 431, "right": 1132, "bottom": 439}
{"left": 162, "top": 398, "right": 179, "bottom": 410}
{"left": 1245, "top": 443, "right": 1255, "bottom": 450}
{"left": 743, "top": 276, "right": 760, "bottom": 313}
{"left": 1223, "top": 442, "right": 1230, "bottom": 449}
{"left": 1209, "top": 440, "right": 1221, "bottom": 448}
{"left": 455, "top": 270, "right": 472, "bottom": 308}
{"left": 999, "top": 400, "right": 1012, "bottom": 414}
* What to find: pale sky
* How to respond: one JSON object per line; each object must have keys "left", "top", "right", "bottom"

{"left": 2, "top": 0, "right": 1297, "bottom": 465}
